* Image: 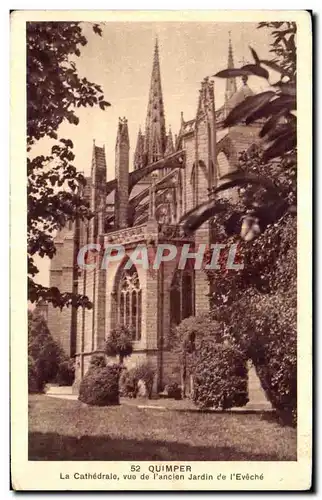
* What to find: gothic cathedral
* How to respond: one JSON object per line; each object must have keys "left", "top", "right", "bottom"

{"left": 47, "top": 37, "right": 263, "bottom": 393}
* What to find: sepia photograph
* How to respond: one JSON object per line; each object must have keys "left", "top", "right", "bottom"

{"left": 11, "top": 9, "right": 312, "bottom": 491}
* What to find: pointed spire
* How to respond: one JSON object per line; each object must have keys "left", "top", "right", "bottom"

{"left": 228, "top": 31, "right": 234, "bottom": 69}
{"left": 134, "top": 126, "right": 145, "bottom": 170}
{"left": 116, "top": 117, "right": 129, "bottom": 149}
{"left": 225, "top": 32, "right": 237, "bottom": 102}
{"left": 165, "top": 125, "right": 174, "bottom": 156}
{"left": 144, "top": 38, "right": 167, "bottom": 165}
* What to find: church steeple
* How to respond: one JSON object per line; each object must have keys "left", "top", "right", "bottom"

{"left": 164, "top": 126, "right": 174, "bottom": 156}
{"left": 225, "top": 33, "right": 237, "bottom": 102}
{"left": 134, "top": 126, "right": 145, "bottom": 170}
{"left": 144, "top": 38, "right": 167, "bottom": 165}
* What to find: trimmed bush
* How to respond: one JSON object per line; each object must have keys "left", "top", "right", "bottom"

{"left": 132, "top": 362, "right": 155, "bottom": 398}
{"left": 78, "top": 364, "right": 121, "bottom": 406}
{"left": 120, "top": 363, "right": 156, "bottom": 399}
{"left": 56, "top": 359, "right": 75, "bottom": 386}
{"left": 88, "top": 353, "right": 107, "bottom": 371}
{"left": 193, "top": 339, "right": 248, "bottom": 410}
{"left": 119, "top": 368, "right": 138, "bottom": 398}
{"left": 105, "top": 326, "right": 133, "bottom": 365}
{"left": 164, "top": 382, "right": 182, "bottom": 400}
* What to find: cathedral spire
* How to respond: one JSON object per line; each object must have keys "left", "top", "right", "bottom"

{"left": 225, "top": 32, "right": 237, "bottom": 102}
{"left": 144, "top": 38, "right": 167, "bottom": 165}
{"left": 134, "top": 126, "right": 145, "bottom": 170}
{"left": 164, "top": 125, "right": 174, "bottom": 156}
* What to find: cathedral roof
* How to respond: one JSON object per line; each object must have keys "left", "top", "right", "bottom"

{"left": 105, "top": 180, "right": 151, "bottom": 206}
{"left": 225, "top": 81, "right": 254, "bottom": 110}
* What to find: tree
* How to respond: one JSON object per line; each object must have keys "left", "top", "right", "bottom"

{"left": 180, "top": 23, "right": 298, "bottom": 421}
{"left": 104, "top": 325, "right": 133, "bottom": 365}
{"left": 27, "top": 22, "right": 110, "bottom": 309}
{"left": 28, "top": 310, "right": 64, "bottom": 391}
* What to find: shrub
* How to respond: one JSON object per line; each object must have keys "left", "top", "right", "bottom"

{"left": 132, "top": 362, "right": 155, "bottom": 398}
{"left": 247, "top": 293, "right": 297, "bottom": 425}
{"left": 120, "top": 363, "right": 156, "bottom": 399}
{"left": 164, "top": 382, "right": 182, "bottom": 400}
{"left": 119, "top": 368, "right": 138, "bottom": 398}
{"left": 88, "top": 353, "right": 107, "bottom": 371}
{"left": 193, "top": 339, "right": 248, "bottom": 410}
{"left": 56, "top": 359, "right": 75, "bottom": 386}
{"left": 28, "top": 355, "right": 45, "bottom": 393}
{"left": 28, "top": 310, "right": 63, "bottom": 392}
{"left": 78, "top": 364, "right": 121, "bottom": 406}
{"left": 105, "top": 326, "right": 133, "bottom": 365}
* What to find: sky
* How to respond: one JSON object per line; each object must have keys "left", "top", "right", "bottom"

{"left": 32, "top": 21, "right": 275, "bottom": 286}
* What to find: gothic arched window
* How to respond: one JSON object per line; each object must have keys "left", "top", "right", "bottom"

{"left": 217, "top": 151, "right": 231, "bottom": 179}
{"left": 117, "top": 262, "right": 142, "bottom": 341}
{"left": 170, "top": 269, "right": 194, "bottom": 326}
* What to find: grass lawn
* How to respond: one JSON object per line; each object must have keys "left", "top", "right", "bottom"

{"left": 29, "top": 395, "right": 296, "bottom": 461}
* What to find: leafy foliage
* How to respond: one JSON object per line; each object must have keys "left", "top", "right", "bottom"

{"left": 215, "top": 290, "right": 297, "bottom": 424}
{"left": 202, "top": 148, "right": 297, "bottom": 423}
{"left": 78, "top": 364, "right": 121, "bottom": 406}
{"left": 132, "top": 362, "right": 155, "bottom": 398}
{"left": 27, "top": 22, "right": 110, "bottom": 308}
{"left": 55, "top": 359, "right": 75, "bottom": 386}
{"left": 172, "top": 314, "right": 224, "bottom": 371}
{"left": 171, "top": 314, "right": 248, "bottom": 407}
{"left": 105, "top": 326, "right": 134, "bottom": 364}
{"left": 215, "top": 22, "right": 296, "bottom": 163}
{"left": 119, "top": 368, "right": 139, "bottom": 398}
{"left": 203, "top": 147, "right": 296, "bottom": 308}
{"left": 28, "top": 355, "right": 45, "bottom": 393}
{"left": 193, "top": 339, "right": 248, "bottom": 410}
{"left": 28, "top": 310, "right": 64, "bottom": 392}
{"left": 120, "top": 362, "right": 155, "bottom": 399}
{"left": 88, "top": 353, "right": 107, "bottom": 370}
{"left": 164, "top": 382, "right": 182, "bottom": 400}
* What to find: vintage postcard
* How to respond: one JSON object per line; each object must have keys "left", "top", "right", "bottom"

{"left": 11, "top": 10, "right": 312, "bottom": 491}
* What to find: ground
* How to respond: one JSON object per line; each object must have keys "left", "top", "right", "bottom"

{"left": 29, "top": 395, "right": 296, "bottom": 461}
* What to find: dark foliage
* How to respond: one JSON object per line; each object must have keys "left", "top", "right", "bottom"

{"left": 193, "top": 340, "right": 248, "bottom": 410}
{"left": 88, "top": 353, "right": 107, "bottom": 370}
{"left": 164, "top": 382, "right": 182, "bottom": 400}
{"left": 105, "top": 326, "right": 133, "bottom": 365}
{"left": 28, "top": 310, "right": 64, "bottom": 393}
{"left": 56, "top": 359, "right": 75, "bottom": 386}
{"left": 28, "top": 355, "right": 45, "bottom": 393}
{"left": 120, "top": 362, "right": 156, "bottom": 399}
{"left": 119, "top": 368, "right": 139, "bottom": 398}
{"left": 78, "top": 364, "right": 121, "bottom": 406}
{"left": 132, "top": 362, "right": 155, "bottom": 398}
{"left": 27, "top": 22, "right": 109, "bottom": 308}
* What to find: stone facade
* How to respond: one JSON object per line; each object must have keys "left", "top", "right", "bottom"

{"left": 47, "top": 38, "right": 267, "bottom": 402}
